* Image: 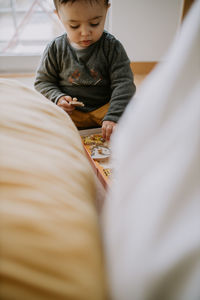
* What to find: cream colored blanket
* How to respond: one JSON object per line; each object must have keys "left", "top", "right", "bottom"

{"left": 0, "top": 79, "right": 106, "bottom": 300}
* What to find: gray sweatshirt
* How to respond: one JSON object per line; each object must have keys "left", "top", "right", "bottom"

{"left": 34, "top": 31, "right": 136, "bottom": 123}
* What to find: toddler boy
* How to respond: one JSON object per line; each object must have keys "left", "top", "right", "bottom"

{"left": 34, "top": 0, "right": 136, "bottom": 140}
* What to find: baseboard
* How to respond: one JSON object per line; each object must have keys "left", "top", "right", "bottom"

{"left": 0, "top": 63, "right": 157, "bottom": 78}
{"left": 182, "top": 0, "right": 195, "bottom": 20}
{"left": 0, "top": 73, "right": 35, "bottom": 78}
{"left": 130, "top": 62, "right": 157, "bottom": 75}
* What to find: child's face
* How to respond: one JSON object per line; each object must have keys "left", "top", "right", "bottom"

{"left": 57, "top": 0, "right": 110, "bottom": 48}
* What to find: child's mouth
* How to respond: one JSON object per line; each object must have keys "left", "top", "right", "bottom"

{"left": 81, "top": 40, "right": 92, "bottom": 46}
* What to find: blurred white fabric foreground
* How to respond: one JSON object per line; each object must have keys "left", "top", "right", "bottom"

{"left": 102, "top": 1, "right": 200, "bottom": 300}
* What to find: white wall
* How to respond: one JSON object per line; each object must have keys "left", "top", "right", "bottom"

{"left": 0, "top": 0, "right": 184, "bottom": 73}
{"left": 109, "top": 0, "right": 184, "bottom": 62}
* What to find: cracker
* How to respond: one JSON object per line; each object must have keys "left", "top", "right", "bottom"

{"left": 70, "top": 101, "right": 84, "bottom": 107}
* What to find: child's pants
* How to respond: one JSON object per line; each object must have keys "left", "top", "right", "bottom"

{"left": 70, "top": 103, "right": 109, "bottom": 129}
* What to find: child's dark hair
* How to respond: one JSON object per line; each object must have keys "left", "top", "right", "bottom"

{"left": 53, "top": 0, "right": 109, "bottom": 11}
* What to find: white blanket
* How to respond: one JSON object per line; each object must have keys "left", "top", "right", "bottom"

{"left": 103, "top": 1, "right": 200, "bottom": 300}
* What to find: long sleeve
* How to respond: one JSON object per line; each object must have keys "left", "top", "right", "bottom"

{"left": 34, "top": 41, "right": 66, "bottom": 104}
{"left": 103, "top": 39, "right": 136, "bottom": 122}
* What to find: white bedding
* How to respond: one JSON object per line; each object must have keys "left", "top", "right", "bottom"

{"left": 102, "top": 2, "right": 200, "bottom": 299}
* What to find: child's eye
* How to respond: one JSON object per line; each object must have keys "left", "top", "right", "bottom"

{"left": 70, "top": 25, "right": 80, "bottom": 29}
{"left": 90, "top": 23, "right": 99, "bottom": 27}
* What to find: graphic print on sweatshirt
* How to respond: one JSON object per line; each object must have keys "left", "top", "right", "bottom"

{"left": 68, "top": 68, "right": 102, "bottom": 86}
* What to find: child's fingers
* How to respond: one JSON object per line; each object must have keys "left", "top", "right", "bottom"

{"left": 64, "top": 96, "right": 73, "bottom": 103}
{"left": 58, "top": 98, "right": 75, "bottom": 113}
{"left": 63, "top": 104, "right": 75, "bottom": 113}
{"left": 102, "top": 121, "right": 116, "bottom": 141}
{"left": 102, "top": 124, "right": 112, "bottom": 141}
{"left": 106, "top": 126, "right": 113, "bottom": 141}
{"left": 60, "top": 100, "right": 66, "bottom": 105}
{"left": 60, "top": 100, "right": 73, "bottom": 109}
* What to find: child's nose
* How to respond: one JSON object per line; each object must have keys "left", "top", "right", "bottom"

{"left": 80, "top": 25, "right": 91, "bottom": 37}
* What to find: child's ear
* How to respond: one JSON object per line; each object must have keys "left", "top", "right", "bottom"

{"left": 54, "top": 9, "right": 59, "bottom": 18}
{"left": 107, "top": 3, "right": 111, "bottom": 12}
{"left": 54, "top": 9, "right": 62, "bottom": 22}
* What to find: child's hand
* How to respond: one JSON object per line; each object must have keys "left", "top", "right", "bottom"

{"left": 102, "top": 121, "right": 117, "bottom": 141}
{"left": 57, "top": 95, "right": 76, "bottom": 115}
